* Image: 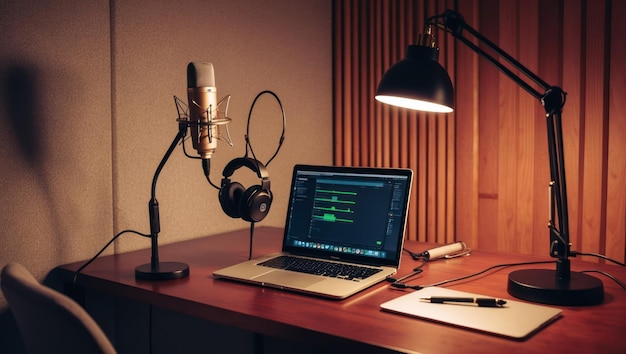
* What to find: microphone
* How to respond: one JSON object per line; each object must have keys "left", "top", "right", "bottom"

{"left": 419, "top": 242, "right": 467, "bottom": 261}
{"left": 187, "top": 61, "right": 219, "bottom": 159}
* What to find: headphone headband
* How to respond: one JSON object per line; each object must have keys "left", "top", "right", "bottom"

{"left": 222, "top": 157, "right": 270, "bottom": 190}
{"left": 219, "top": 157, "right": 272, "bottom": 222}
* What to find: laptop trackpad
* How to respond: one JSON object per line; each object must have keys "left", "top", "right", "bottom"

{"left": 253, "top": 270, "right": 324, "bottom": 288}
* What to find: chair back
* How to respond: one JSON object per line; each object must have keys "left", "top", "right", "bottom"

{"left": 1, "top": 262, "right": 116, "bottom": 354}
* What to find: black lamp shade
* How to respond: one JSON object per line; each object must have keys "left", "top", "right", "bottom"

{"left": 375, "top": 45, "right": 455, "bottom": 113}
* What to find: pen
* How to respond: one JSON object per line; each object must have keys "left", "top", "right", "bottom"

{"left": 420, "top": 297, "right": 507, "bottom": 307}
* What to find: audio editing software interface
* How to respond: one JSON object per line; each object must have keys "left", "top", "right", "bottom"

{"left": 284, "top": 170, "right": 409, "bottom": 262}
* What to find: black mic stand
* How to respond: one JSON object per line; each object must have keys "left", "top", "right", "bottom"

{"left": 135, "top": 123, "right": 190, "bottom": 280}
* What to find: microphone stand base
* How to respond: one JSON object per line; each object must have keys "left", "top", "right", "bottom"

{"left": 507, "top": 269, "right": 604, "bottom": 306}
{"left": 135, "top": 262, "right": 190, "bottom": 281}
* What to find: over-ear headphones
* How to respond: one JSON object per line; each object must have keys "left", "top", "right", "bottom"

{"left": 219, "top": 157, "right": 272, "bottom": 222}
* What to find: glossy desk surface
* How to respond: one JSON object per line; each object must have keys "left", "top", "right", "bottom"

{"left": 56, "top": 227, "right": 626, "bottom": 353}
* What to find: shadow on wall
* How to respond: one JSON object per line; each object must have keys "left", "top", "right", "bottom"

{"left": 3, "top": 65, "right": 43, "bottom": 166}
{"left": 0, "top": 64, "right": 63, "bottom": 353}
{"left": 1, "top": 62, "right": 63, "bottom": 252}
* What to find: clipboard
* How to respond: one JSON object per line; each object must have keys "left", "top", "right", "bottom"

{"left": 380, "top": 287, "right": 562, "bottom": 340}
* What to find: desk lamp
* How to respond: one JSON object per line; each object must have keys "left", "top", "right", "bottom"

{"left": 375, "top": 9, "right": 603, "bottom": 306}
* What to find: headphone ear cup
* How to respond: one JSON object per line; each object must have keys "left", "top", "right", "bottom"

{"left": 239, "top": 185, "right": 273, "bottom": 222}
{"left": 219, "top": 181, "right": 245, "bottom": 218}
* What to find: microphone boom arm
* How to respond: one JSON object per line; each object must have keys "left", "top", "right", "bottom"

{"left": 135, "top": 123, "right": 190, "bottom": 280}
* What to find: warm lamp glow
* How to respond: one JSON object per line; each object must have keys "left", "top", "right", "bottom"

{"left": 375, "top": 44, "right": 455, "bottom": 113}
{"left": 374, "top": 95, "right": 453, "bottom": 113}
{"left": 375, "top": 34, "right": 454, "bottom": 113}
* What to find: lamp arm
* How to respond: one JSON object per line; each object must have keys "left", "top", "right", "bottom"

{"left": 429, "top": 10, "right": 552, "bottom": 100}
{"left": 428, "top": 10, "right": 571, "bottom": 263}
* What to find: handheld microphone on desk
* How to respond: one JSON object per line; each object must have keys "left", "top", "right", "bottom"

{"left": 416, "top": 241, "right": 469, "bottom": 261}
{"left": 387, "top": 242, "right": 470, "bottom": 288}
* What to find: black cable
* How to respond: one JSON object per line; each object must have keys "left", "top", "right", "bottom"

{"left": 390, "top": 260, "right": 557, "bottom": 291}
{"left": 72, "top": 229, "right": 153, "bottom": 353}
{"left": 72, "top": 229, "right": 150, "bottom": 290}
{"left": 403, "top": 247, "right": 423, "bottom": 260}
{"left": 568, "top": 251, "right": 626, "bottom": 289}
{"left": 386, "top": 258, "right": 427, "bottom": 283}
{"left": 248, "top": 221, "right": 255, "bottom": 260}
{"left": 581, "top": 270, "right": 626, "bottom": 290}
{"left": 244, "top": 90, "right": 286, "bottom": 168}
{"left": 180, "top": 131, "right": 202, "bottom": 160}
{"left": 201, "top": 158, "right": 221, "bottom": 190}
{"left": 572, "top": 251, "right": 626, "bottom": 267}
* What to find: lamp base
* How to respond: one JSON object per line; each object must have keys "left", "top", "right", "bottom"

{"left": 507, "top": 269, "right": 603, "bottom": 306}
{"left": 135, "top": 261, "right": 190, "bottom": 281}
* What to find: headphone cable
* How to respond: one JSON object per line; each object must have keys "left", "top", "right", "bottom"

{"left": 244, "top": 90, "right": 286, "bottom": 168}
{"left": 248, "top": 222, "right": 255, "bottom": 260}
{"left": 202, "top": 158, "right": 220, "bottom": 190}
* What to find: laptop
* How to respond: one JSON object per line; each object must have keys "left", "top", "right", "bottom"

{"left": 213, "top": 164, "right": 413, "bottom": 299}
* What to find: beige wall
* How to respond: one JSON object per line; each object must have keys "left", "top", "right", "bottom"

{"left": 0, "top": 0, "right": 332, "bottom": 312}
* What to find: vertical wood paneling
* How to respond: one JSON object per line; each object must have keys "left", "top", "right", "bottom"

{"left": 455, "top": 0, "right": 480, "bottom": 247}
{"left": 332, "top": 0, "right": 456, "bottom": 242}
{"left": 332, "top": 0, "right": 625, "bottom": 261}
{"left": 497, "top": 0, "right": 519, "bottom": 252}
{"left": 477, "top": 0, "right": 500, "bottom": 251}
{"left": 561, "top": 0, "right": 583, "bottom": 255}
{"left": 581, "top": 0, "right": 609, "bottom": 258}
{"left": 536, "top": 0, "right": 562, "bottom": 255}
{"left": 607, "top": 0, "right": 626, "bottom": 263}
{"left": 516, "top": 0, "right": 538, "bottom": 255}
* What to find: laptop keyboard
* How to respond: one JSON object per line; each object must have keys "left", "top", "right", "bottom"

{"left": 259, "top": 256, "right": 383, "bottom": 281}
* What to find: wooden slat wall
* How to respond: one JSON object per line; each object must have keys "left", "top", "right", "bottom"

{"left": 332, "top": 0, "right": 626, "bottom": 262}
{"left": 333, "top": 0, "right": 457, "bottom": 243}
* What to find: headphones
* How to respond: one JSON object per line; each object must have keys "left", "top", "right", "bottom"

{"left": 219, "top": 157, "right": 272, "bottom": 222}
{"left": 217, "top": 90, "right": 285, "bottom": 223}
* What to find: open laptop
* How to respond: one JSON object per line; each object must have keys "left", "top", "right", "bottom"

{"left": 213, "top": 164, "right": 413, "bottom": 299}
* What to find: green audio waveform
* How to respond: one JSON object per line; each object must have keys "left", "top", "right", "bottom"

{"left": 316, "top": 188, "right": 357, "bottom": 195}
{"left": 313, "top": 213, "right": 354, "bottom": 223}
{"left": 314, "top": 205, "right": 352, "bottom": 213}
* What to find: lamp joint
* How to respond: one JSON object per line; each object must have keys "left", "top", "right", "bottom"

{"left": 541, "top": 87, "right": 566, "bottom": 116}
{"left": 417, "top": 25, "right": 437, "bottom": 48}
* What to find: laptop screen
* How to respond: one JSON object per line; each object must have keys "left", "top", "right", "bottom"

{"left": 282, "top": 165, "right": 413, "bottom": 267}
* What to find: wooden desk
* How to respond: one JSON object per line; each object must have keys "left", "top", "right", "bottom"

{"left": 56, "top": 227, "right": 626, "bottom": 353}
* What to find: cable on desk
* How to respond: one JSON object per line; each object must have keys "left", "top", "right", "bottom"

{"left": 580, "top": 270, "right": 626, "bottom": 290}
{"left": 390, "top": 243, "right": 470, "bottom": 287}
{"left": 394, "top": 249, "right": 626, "bottom": 291}
{"left": 390, "top": 260, "right": 557, "bottom": 291}
{"left": 571, "top": 251, "right": 626, "bottom": 289}
{"left": 386, "top": 258, "right": 427, "bottom": 284}
{"left": 572, "top": 251, "right": 626, "bottom": 267}
{"left": 403, "top": 247, "right": 423, "bottom": 260}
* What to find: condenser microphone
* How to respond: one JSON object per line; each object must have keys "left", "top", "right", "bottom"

{"left": 187, "top": 61, "right": 218, "bottom": 159}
